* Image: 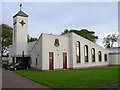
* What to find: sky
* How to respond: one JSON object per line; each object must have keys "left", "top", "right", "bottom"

{"left": 1, "top": 1, "right": 118, "bottom": 47}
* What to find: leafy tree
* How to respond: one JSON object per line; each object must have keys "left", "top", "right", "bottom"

{"left": 103, "top": 34, "right": 119, "bottom": 48}
{"left": 27, "top": 35, "right": 37, "bottom": 42}
{"left": 1, "top": 24, "right": 13, "bottom": 56}
{"left": 62, "top": 29, "right": 98, "bottom": 43}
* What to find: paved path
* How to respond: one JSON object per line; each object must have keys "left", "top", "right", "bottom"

{"left": 2, "top": 69, "right": 52, "bottom": 89}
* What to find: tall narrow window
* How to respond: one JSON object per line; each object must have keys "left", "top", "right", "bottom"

{"left": 84, "top": 45, "right": 88, "bottom": 62}
{"left": 13, "top": 21, "right": 16, "bottom": 41}
{"left": 14, "top": 29, "right": 15, "bottom": 41}
{"left": 76, "top": 41, "right": 80, "bottom": 63}
{"left": 98, "top": 51, "right": 102, "bottom": 62}
{"left": 104, "top": 54, "right": 107, "bottom": 61}
{"left": 91, "top": 48, "right": 95, "bottom": 62}
{"left": 36, "top": 58, "right": 38, "bottom": 65}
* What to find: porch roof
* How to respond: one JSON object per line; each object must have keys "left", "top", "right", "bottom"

{"left": 11, "top": 55, "right": 31, "bottom": 57}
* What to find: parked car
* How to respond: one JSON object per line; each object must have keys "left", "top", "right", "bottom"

{"left": 2, "top": 63, "right": 9, "bottom": 69}
{"left": 2, "top": 61, "right": 9, "bottom": 69}
{"left": 8, "top": 63, "right": 16, "bottom": 70}
{"left": 8, "top": 63, "right": 30, "bottom": 70}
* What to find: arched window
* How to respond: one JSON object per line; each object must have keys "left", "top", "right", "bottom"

{"left": 104, "top": 54, "right": 107, "bottom": 61}
{"left": 84, "top": 45, "right": 88, "bottom": 62}
{"left": 91, "top": 48, "right": 95, "bottom": 62}
{"left": 76, "top": 41, "right": 80, "bottom": 63}
{"left": 98, "top": 51, "right": 102, "bottom": 62}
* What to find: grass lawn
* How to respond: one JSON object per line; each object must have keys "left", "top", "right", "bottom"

{"left": 16, "top": 66, "right": 119, "bottom": 89}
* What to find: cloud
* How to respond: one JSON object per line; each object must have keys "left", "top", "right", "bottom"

{"left": 2, "top": 2, "right": 118, "bottom": 47}
{"left": 27, "top": 2, "right": 117, "bottom": 35}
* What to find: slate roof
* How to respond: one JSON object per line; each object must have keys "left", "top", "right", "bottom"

{"left": 13, "top": 10, "right": 28, "bottom": 18}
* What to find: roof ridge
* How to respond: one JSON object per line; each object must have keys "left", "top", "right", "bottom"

{"left": 13, "top": 10, "right": 28, "bottom": 18}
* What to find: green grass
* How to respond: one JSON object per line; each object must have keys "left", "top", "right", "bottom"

{"left": 16, "top": 66, "right": 119, "bottom": 89}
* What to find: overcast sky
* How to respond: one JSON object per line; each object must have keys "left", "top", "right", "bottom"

{"left": 1, "top": 2, "right": 118, "bottom": 46}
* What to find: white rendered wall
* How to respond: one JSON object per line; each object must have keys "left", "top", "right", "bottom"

{"left": 30, "top": 35, "right": 42, "bottom": 70}
{"left": 107, "top": 47, "right": 120, "bottom": 65}
{"left": 12, "top": 16, "right": 28, "bottom": 56}
{"left": 109, "top": 54, "right": 120, "bottom": 65}
{"left": 28, "top": 41, "right": 36, "bottom": 53}
{"left": 31, "top": 32, "right": 110, "bottom": 70}
{"left": 69, "top": 33, "right": 109, "bottom": 69}
{"left": 42, "top": 34, "right": 69, "bottom": 70}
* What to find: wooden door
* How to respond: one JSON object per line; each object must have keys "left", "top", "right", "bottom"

{"left": 63, "top": 52, "right": 67, "bottom": 69}
{"left": 49, "top": 52, "right": 54, "bottom": 70}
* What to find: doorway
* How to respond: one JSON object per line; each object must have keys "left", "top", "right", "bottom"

{"left": 49, "top": 52, "right": 54, "bottom": 70}
{"left": 63, "top": 52, "right": 67, "bottom": 69}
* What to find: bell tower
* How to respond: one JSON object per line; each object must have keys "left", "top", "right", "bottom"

{"left": 12, "top": 4, "right": 28, "bottom": 56}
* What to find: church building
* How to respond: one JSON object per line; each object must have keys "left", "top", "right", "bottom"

{"left": 9, "top": 8, "right": 111, "bottom": 70}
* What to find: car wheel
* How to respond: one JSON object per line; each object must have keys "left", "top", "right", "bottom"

{"left": 14, "top": 67, "right": 17, "bottom": 70}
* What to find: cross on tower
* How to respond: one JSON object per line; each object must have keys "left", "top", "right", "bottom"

{"left": 19, "top": 20, "right": 25, "bottom": 26}
{"left": 20, "top": 4, "right": 22, "bottom": 11}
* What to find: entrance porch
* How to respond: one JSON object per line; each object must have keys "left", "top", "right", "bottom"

{"left": 11, "top": 55, "right": 31, "bottom": 66}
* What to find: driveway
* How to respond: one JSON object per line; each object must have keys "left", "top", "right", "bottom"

{"left": 2, "top": 69, "right": 52, "bottom": 89}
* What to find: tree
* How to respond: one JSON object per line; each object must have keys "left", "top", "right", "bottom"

{"left": 62, "top": 29, "right": 98, "bottom": 43}
{"left": 103, "top": 34, "right": 119, "bottom": 48}
{"left": 1, "top": 24, "right": 13, "bottom": 56}
{"left": 27, "top": 35, "right": 37, "bottom": 42}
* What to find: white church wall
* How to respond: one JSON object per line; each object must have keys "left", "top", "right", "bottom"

{"left": 69, "top": 33, "right": 109, "bottom": 69}
{"left": 12, "top": 17, "right": 17, "bottom": 56}
{"left": 108, "top": 47, "right": 120, "bottom": 65}
{"left": 13, "top": 16, "right": 28, "bottom": 56}
{"left": 60, "top": 33, "right": 74, "bottom": 69}
{"left": 109, "top": 53, "right": 120, "bottom": 65}
{"left": 30, "top": 35, "right": 42, "bottom": 70}
{"left": 28, "top": 41, "right": 36, "bottom": 52}
{"left": 42, "top": 34, "right": 69, "bottom": 70}
{"left": 68, "top": 34, "right": 74, "bottom": 69}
